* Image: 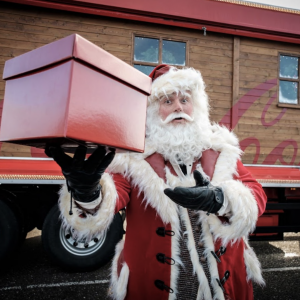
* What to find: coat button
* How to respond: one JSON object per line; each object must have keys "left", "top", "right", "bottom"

{"left": 155, "top": 279, "right": 165, "bottom": 290}
{"left": 156, "top": 227, "right": 165, "bottom": 237}
{"left": 156, "top": 253, "right": 175, "bottom": 265}
{"left": 200, "top": 255, "right": 206, "bottom": 262}
{"left": 154, "top": 280, "right": 174, "bottom": 293}
{"left": 195, "top": 226, "right": 201, "bottom": 233}
{"left": 156, "top": 253, "right": 165, "bottom": 263}
{"left": 156, "top": 227, "right": 175, "bottom": 237}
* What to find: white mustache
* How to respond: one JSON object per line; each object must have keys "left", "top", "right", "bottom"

{"left": 161, "top": 112, "right": 194, "bottom": 124}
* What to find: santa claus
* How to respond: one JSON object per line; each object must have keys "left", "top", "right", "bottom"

{"left": 47, "top": 64, "right": 267, "bottom": 300}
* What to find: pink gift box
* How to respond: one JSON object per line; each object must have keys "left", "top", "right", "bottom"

{"left": 1, "top": 34, "right": 151, "bottom": 153}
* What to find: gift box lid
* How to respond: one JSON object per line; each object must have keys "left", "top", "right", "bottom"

{"left": 2, "top": 34, "right": 152, "bottom": 95}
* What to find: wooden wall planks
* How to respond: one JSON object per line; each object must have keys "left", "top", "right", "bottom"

{"left": 238, "top": 37, "right": 300, "bottom": 165}
{"left": 0, "top": 2, "right": 300, "bottom": 165}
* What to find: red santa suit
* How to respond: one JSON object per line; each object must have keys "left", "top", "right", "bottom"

{"left": 58, "top": 66, "right": 267, "bottom": 300}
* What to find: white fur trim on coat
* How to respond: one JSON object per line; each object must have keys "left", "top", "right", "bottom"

{"left": 110, "top": 240, "right": 129, "bottom": 300}
{"left": 109, "top": 151, "right": 179, "bottom": 226}
{"left": 108, "top": 124, "right": 263, "bottom": 290}
{"left": 179, "top": 207, "right": 213, "bottom": 300}
{"left": 200, "top": 213, "right": 225, "bottom": 300}
{"left": 59, "top": 172, "right": 118, "bottom": 241}
{"left": 206, "top": 180, "right": 258, "bottom": 245}
{"left": 243, "top": 238, "right": 265, "bottom": 286}
{"left": 204, "top": 125, "right": 259, "bottom": 245}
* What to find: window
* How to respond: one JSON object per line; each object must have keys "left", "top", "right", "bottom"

{"left": 278, "top": 54, "right": 300, "bottom": 107}
{"left": 133, "top": 36, "right": 187, "bottom": 75}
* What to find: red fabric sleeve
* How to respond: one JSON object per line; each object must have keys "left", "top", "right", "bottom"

{"left": 111, "top": 173, "right": 131, "bottom": 214}
{"left": 233, "top": 160, "right": 267, "bottom": 216}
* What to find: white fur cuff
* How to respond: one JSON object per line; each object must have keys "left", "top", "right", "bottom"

{"left": 58, "top": 173, "right": 118, "bottom": 241}
{"left": 206, "top": 180, "right": 258, "bottom": 245}
{"left": 75, "top": 194, "right": 102, "bottom": 209}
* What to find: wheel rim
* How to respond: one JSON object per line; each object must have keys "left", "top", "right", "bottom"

{"left": 59, "top": 226, "right": 106, "bottom": 256}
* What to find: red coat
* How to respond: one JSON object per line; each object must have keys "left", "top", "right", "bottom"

{"left": 59, "top": 128, "right": 267, "bottom": 300}
{"left": 109, "top": 150, "right": 266, "bottom": 300}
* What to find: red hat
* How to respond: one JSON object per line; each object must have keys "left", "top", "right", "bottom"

{"left": 149, "top": 64, "right": 172, "bottom": 81}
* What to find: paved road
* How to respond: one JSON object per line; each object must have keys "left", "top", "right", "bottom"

{"left": 0, "top": 235, "right": 111, "bottom": 300}
{"left": 251, "top": 233, "right": 300, "bottom": 300}
{"left": 0, "top": 233, "right": 299, "bottom": 300}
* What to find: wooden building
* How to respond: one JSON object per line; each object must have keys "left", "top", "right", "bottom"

{"left": 1, "top": 0, "right": 300, "bottom": 166}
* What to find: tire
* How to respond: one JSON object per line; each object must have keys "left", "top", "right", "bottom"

{"left": 42, "top": 204, "right": 124, "bottom": 272}
{"left": 0, "top": 200, "right": 20, "bottom": 270}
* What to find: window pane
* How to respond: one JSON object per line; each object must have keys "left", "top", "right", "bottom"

{"left": 279, "top": 55, "right": 298, "bottom": 79}
{"left": 162, "top": 40, "right": 186, "bottom": 66}
{"left": 134, "top": 37, "right": 159, "bottom": 63}
{"left": 279, "top": 80, "right": 298, "bottom": 104}
{"left": 134, "top": 64, "right": 155, "bottom": 75}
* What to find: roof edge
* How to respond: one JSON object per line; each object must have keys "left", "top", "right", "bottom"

{"left": 2, "top": 0, "right": 300, "bottom": 44}
{"left": 214, "top": 0, "right": 300, "bottom": 15}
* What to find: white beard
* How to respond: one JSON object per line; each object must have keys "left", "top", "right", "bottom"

{"left": 146, "top": 105, "right": 212, "bottom": 165}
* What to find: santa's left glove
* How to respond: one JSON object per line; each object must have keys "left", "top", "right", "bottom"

{"left": 164, "top": 170, "right": 224, "bottom": 214}
{"left": 45, "top": 145, "right": 115, "bottom": 203}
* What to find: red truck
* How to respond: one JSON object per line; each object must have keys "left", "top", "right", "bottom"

{"left": 1, "top": 0, "right": 300, "bottom": 272}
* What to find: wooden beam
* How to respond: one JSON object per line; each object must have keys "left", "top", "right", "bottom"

{"left": 232, "top": 36, "right": 240, "bottom": 132}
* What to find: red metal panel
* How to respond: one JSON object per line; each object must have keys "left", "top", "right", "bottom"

{"left": 67, "top": 0, "right": 300, "bottom": 36}
{"left": 0, "top": 160, "right": 299, "bottom": 181}
{"left": 3, "top": 0, "right": 300, "bottom": 43}
{"left": 70, "top": 0, "right": 299, "bottom": 32}
{"left": 252, "top": 214, "right": 280, "bottom": 237}
{"left": 257, "top": 214, "right": 279, "bottom": 227}
{"left": 247, "top": 166, "right": 300, "bottom": 181}
{"left": 0, "top": 159, "right": 62, "bottom": 176}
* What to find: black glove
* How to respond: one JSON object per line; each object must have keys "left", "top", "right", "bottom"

{"left": 46, "top": 145, "right": 115, "bottom": 203}
{"left": 164, "top": 170, "right": 224, "bottom": 214}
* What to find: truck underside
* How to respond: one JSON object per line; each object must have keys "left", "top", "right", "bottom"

{"left": 0, "top": 158, "right": 299, "bottom": 271}
{"left": 0, "top": 158, "right": 124, "bottom": 272}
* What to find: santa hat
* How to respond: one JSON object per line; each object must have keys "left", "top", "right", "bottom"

{"left": 148, "top": 64, "right": 210, "bottom": 120}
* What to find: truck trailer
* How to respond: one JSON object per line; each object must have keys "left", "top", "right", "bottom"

{"left": 0, "top": 0, "right": 300, "bottom": 271}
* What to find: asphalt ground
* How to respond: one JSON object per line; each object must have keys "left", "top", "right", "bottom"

{"left": 251, "top": 233, "right": 300, "bottom": 300}
{"left": 0, "top": 232, "right": 299, "bottom": 300}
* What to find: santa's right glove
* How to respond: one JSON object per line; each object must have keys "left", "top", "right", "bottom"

{"left": 45, "top": 145, "right": 115, "bottom": 203}
{"left": 164, "top": 170, "right": 224, "bottom": 214}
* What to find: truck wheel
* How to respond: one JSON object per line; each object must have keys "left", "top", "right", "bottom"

{"left": 42, "top": 204, "right": 124, "bottom": 272}
{"left": 0, "top": 200, "right": 20, "bottom": 270}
